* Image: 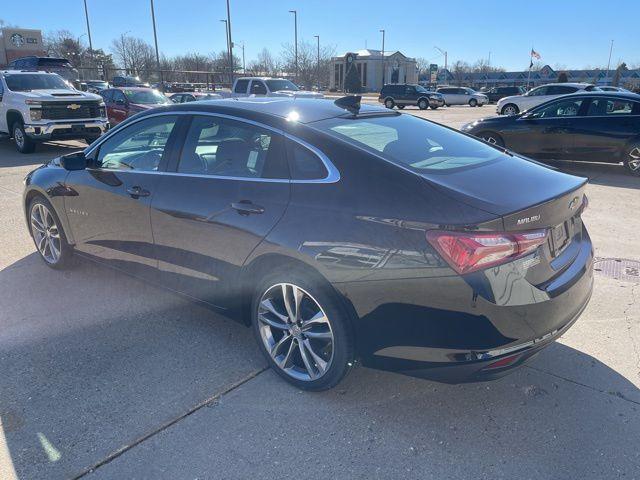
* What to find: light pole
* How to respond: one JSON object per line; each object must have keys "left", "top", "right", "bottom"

{"left": 314, "top": 35, "right": 320, "bottom": 91}
{"left": 379, "top": 29, "right": 385, "bottom": 85}
{"left": 289, "top": 10, "right": 298, "bottom": 81}
{"left": 434, "top": 46, "right": 447, "bottom": 83}
{"left": 226, "top": 0, "right": 234, "bottom": 82}
{"left": 83, "top": 0, "right": 94, "bottom": 65}
{"left": 220, "top": 19, "right": 230, "bottom": 74}
{"left": 239, "top": 41, "right": 246, "bottom": 73}
{"left": 606, "top": 39, "right": 614, "bottom": 83}
{"left": 150, "top": 0, "right": 163, "bottom": 90}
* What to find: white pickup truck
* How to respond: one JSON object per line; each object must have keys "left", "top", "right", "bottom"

{"left": 0, "top": 70, "right": 109, "bottom": 153}
{"left": 225, "top": 77, "right": 323, "bottom": 99}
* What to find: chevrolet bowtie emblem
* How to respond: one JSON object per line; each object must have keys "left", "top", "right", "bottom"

{"left": 67, "top": 104, "right": 81, "bottom": 110}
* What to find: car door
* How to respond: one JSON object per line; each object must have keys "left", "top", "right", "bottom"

{"left": 571, "top": 97, "right": 640, "bottom": 162}
{"left": 402, "top": 85, "right": 416, "bottom": 105}
{"left": 514, "top": 97, "right": 585, "bottom": 159}
{"left": 109, "top": 90, "right": 129, "bottom": 125}
{"left": 149, "top": 114, "right": 290, "bottom": 307}
{"left": 520, "top": 86, "right": 551, "bottom": 111}
{"left": 64, "top": 114, "right": 181, "bottom": 279}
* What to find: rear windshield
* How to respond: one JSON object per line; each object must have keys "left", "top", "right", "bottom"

{"left": 123, "top": 89, "right": 170, "bottom": 105}
{"left": 4, "top": 73, "right": 70, "bottom": 91}
{"left": 313, "top": 114, "right": 504, "bottom": 172}
{"left": 265, "top": 79, "right": 299, "bottom": 92}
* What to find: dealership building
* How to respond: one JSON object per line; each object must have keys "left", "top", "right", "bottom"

{"left": 0, "top": 28, "right": 46, "bottom": 66}
{"left": 330, "top": 49, "right": 418, "bottom": 92}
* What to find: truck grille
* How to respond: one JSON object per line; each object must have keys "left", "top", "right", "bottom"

{"left": 40, "top": 102, "right": 101, "bottom": 120}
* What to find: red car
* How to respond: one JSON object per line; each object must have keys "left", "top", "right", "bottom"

{"left": 100, "top": 87, "right": 171, "bottom": 126}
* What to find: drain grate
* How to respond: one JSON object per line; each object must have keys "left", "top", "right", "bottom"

{"left": 593, "top": 258, "right": 640, "bottom": 283}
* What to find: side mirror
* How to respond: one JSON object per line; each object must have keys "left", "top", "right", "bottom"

{"left": 60, "top": 151, "right": 87, "bottom": 171}
{"left": 521, "top": 111, "right": 538, "bottom": 120}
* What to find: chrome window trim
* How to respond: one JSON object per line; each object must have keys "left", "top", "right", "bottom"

{"left": 84, "top": 110, "right": 339, "bottom": 184}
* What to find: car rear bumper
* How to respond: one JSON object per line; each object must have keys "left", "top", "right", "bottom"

{"left": 338, "top": 228, "right": 594, "bottom": 384}
{"left": 24, "top": 120, "right": 109, "bottom": 141}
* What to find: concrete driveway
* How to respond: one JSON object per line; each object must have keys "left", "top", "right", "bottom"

{"left": 1, "top": 108, "right": 638, "bottom": 479}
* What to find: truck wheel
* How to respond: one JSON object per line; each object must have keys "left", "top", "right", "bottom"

{"left": 418, "top": 99, "right": 429, "bottom": 110}
{"left": 384, "top": 98, "right": 395, "bottom": 109}
{"left": 13, "top": 121, "right": 36, "bottom": 154}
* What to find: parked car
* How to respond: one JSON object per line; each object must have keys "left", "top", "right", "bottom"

{"left": 378, "top": 84, "right": 445, "bottom": 110}
{"left": 111, "top": 75, "right": 150, "bottom": 88}
{"left": 81, "top": 80, "right": 110, "bottom": 94}
{"left": 497, "top": 83, "right": 598, "bottom": 115}
{"left": 100, "top": 87, "right": 171, "bottom": 126}
{"left": 169, "top": 91, "right": 222, "bottom": 103}
{"left": 436, "top": 86, "right": 488, "bottom": 107}
{"left": 484, "top": 86, "right": 526, "bottom": 103}
{"left": 8, "top": 56, "right": 79, "bottom": 83}
{"left": 462, "top": 91, "right": 640, "bottom": 175}
{"left": 23, "top": 96, "right": 593, "bottom": 390}
{"left": 0, "top": 70, "right": 108, "bottom": 153}
{"left": 223, "top": 77, "right": 323, "bottom": 99}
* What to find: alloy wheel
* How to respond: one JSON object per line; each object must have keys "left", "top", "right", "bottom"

{"left": 30, "top": 203, "right": 61, "bottom": 264}
{"left": 257, "top": 283, "right": 334, "bottom": 381}
{"left": 503, "top": 105, "right": 517, "bottom": 115}
{"left": 14, "top": 126, "right": 25, "bottom": 149}
{"left": 629, "top": 147, "right": 640, "bottom": 172}
{"left": 483, "top": 135, "right": 498, "bottom": 145}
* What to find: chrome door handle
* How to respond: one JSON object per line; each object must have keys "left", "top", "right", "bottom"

{"left": 127, "top": 186, "right": 150, "bottom": 198}
{"left": 231, "top": 201, "right": 265, "bottom": 215}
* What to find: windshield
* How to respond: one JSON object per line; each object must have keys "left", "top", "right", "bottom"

{"left": 265, "top": 79, "right": 299, "bottom": 91}
{"left": 313, "top": 114, "right": 503, "bottom": 172}
{"left": 415, "top": 85, "right": 430, "bottom": 93}
{"left": 123, "top": 89, "right": 170, "bottom": 105}
{"left": 4, "top": 73, "right": 71, "bottom": 92}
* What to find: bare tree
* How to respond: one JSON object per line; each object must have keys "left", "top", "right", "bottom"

{"left": 247, "top": 48, "right": 280, "bottom": 76}
{"left": 110, "top": 35, "right": 155, "bottom": 77}
{"left": 44, "top": 30, "right": 115, "bottom": 79}
{"left": 280, "top": 40, "right": 336, "bottom": 88}
{"left": 450, "top": 60, "right": 470, "bottom": 85}
{"left": 471, "top": 58, "right": 505, "bottom": 74}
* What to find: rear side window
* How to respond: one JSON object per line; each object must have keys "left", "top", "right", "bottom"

{"left": 586, "top": 98, "right": 638, "bottom": 116}
{"left": 314, "top": 114, "right": 503, "bottom": 172}
{"left": 548, "top": 85, "right": 578, "bottom": 95}
{"left": 287, "top": 141, "right": 328, "bottom": 180}
{"left": 177, "top": 115, "right": 288, "bottom": 179}
{"left": 234, "top": 79, "right": 249, "bottom": 93}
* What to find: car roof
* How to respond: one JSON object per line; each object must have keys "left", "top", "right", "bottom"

{"left": 537, "top": 82, "right": 594, "bottom": 88}
{"left": 112, "top": 86, "right": 154, "bottom": 91}
{"left": 1, "top": 69, "right": 58, "bottom": 75}
{"left": 149, "top": 97, "right": 391, "bottom": 124}
{"left": 571, "top": 90, "right": 640, "bottom": 100}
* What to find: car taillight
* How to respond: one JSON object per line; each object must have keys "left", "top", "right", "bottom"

{"left": 426, "top": 229, "right": 548, "bottom": 274}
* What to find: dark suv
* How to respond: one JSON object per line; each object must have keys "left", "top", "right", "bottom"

{"left": 379, "top": 84, "right": 445, "bottom": 110}
{"left": 8, "top": 56, "right": 79, "bottom": 83}
{"left": 484, "top": 86, "right": 526, "bottom": 103}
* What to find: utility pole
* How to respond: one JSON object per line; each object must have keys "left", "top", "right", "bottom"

{"left": 606, "top": 39, "right": 614, "bottom": 82}
{"left": 150, "top": 0, "right": 163, "bottom": 91}
{"left": 380, "top": 29, "right": 385, "bottom": 85}
{"left": 289, "top": 10, "right": 298, "bottom": 82}
{"left": 220, "top": 19, "right": 229, "bottom": 75}
{"left": 314, "top": 35, "right": 320, "bottom": 91}
{"left": 239, "top": 41, "right": 245, "bottom": 73}
{"left": 226, "top": 0, "right": 234, "bottom": 83}
{"left": 434, "top": 46, "right": 447, "bottom": 83}
{"left": 83, "top": 0, "right": 94, "bottom": 65}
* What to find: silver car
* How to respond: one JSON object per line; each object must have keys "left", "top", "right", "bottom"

{"left": 436, "top": 86, "right": 489, "bottom": 107}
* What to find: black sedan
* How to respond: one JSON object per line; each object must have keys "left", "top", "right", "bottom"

{"left": 462, "top": 91, "right": 640, "bottom": 175}
{"left": 23, "top": 97, "right": 593, "bottom": 391}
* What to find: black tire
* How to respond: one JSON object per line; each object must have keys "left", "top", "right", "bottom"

{"left": 469, "top": 98, "right": 478, "bottom": 107}
{"left": 384, "top": 98, "right": 395, "bottom": 109}
{"left": 418, "top": 98, "right": 429, "bottom": 110}
{"left": 397, "top": 105, "right": 405, "bottom": 109}
{"left": 624, "top": 142, "right": 640, "bottom": 176}
{"left": 478, "top": 131, "right": 505, "bottom": 147}
{"left": 251, "top": 268, "right": 355, "bottom": 391}
{"left": 13, "top": 121, "right": 36, "bottom": 154}
{"left": 430, "top": 106, "right": 439, "bottom": 110}
{"left": 28, "top": 195, "right": 74, "bottom": 269}
{"left": 501, "top": 104, "right": 519, "bottom": 116}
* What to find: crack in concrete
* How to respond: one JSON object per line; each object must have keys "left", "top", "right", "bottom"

{"left": 525, "top": 364, "right": 640, "bottom": 407}
{"left": 71, "top": 366, "right": 268, "bottom": 479}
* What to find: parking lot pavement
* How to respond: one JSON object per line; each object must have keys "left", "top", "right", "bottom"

{"left": 1, "top": 109, "right": 639, "bottom": 479}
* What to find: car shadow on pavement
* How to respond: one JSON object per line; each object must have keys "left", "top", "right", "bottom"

{"left": 1, "top": 253, "right": 639, "bottom": 479}
{"left": 546, "top": 160, "right": 639, "bottom": 190}
{"left": 0, "top": 141, "right": 83, "bottom": 169}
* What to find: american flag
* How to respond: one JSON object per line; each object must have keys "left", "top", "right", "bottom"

{"left": 531, "top": 49, "right": 541, "bottom": 60}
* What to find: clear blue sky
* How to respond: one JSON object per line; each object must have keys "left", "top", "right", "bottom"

{"left": 2, "top": 0, "right": 639, "bottom": 71}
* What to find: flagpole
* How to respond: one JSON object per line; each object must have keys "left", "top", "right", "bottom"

{"left": 527, "top": 46, "right": 533, "bottom": 89}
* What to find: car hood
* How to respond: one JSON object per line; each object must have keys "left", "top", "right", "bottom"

{"left": 129, "top": 103, "right": 163, "bottom": 111}
{"left": 272, "top": 90, "right": 324, "bottom": 98}
{"left": 497, "top": 94, "right": 523, "bottom": 105}
{"left": 420, "top": 153, "right": 586, "bottom": 217}
{"left": 18, "top": 89, "right": 102, "bottom": 101}
{"left": 461, "top": 115, "right": 516, "bottom": 131}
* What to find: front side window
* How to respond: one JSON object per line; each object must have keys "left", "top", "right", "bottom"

{"left": 528, "top": 86, "right": 548, "bottom": 96}
{"left": 96, "top": 115, "right": 177, "bottom": 171}
{"left": 250, "top": 81, "right": 267, "bottom": 95}
{"left": 4, "top": 73, "right": 70, "bottom": 91}
{"left": 532, "top": 98, "right": 584, "bottom": 118}
{"left": 177, "top": 115, "right": 287, "bottom": 179}
{"left": 587, "top": 98, "right": 637, "bottom": 116}
{"left": 234, "top": 79, "right": 249, "bottom": 93}
{"left": 314, "top": 114, "right": 504, "bottom": 172}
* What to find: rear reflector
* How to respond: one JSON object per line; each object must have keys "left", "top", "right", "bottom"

{"left": 426, "top": 229, "right": 547, "bottom": 274}
{"left": 482, "top": 353, "right": 521, "bottom": 370}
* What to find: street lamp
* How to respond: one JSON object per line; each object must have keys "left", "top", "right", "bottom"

{"left": 314, "top": 35, "right": 320, "bottom": 91}
{"left": 225, "top": 0, "right": 234, "bottom": 82}
{"left": 220, "top": 19, "right": 230, "bottom": 73}
{"left": 238, "top": 41, "right": 246, "bottom": 73}
{"left": 150, "top": 0, "right": 163, "bottom": 91}
{"left": 83, "top": 0, "right": 94, "bottom": 64}
{"left": 434, "top": 45, "right": 447, "bottom": 83}
{"left": 289, "top": 10, "right": 298, "bottom": 82}
{"left": 379, "top": 29, "right": 385, "bottom": 85}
